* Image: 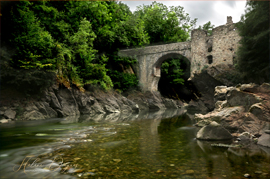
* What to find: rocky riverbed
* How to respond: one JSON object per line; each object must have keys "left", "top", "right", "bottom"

{"left": 1, "top": 111, "right": 269, "bottom": 179}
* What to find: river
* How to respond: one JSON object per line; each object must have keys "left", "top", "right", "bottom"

{"left": 0, "top": 110, "right": 269, "bottom": 179}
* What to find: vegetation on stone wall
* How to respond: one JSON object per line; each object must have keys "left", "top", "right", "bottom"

{"left": 1, "top": 1, "right": 196, "bottom": 93}
{"left": 161, "top": 58, "right": 185, "bottom": 85}
{"left": 236, "top": 1, "right": 270, "bottom": 83}
{"left": 198, "top": 21, "right": 215, "bottom": 36}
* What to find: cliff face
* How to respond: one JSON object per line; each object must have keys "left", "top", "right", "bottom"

{"left": 0, "top": 84, "right": 183, "bottom": 122}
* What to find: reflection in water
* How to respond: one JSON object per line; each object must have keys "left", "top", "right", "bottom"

{"left": 0, "top": 109, "right": 270, "bottom": 179}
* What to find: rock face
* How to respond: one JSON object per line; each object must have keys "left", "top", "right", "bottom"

{"left": 196, "top": 121, "right": 233, "bottom": 140}
{"left": 195, "top": 83, "right": 270, "bottom": 146}
{"left": 126, "top": 91, "right": 180, "bottom": 111}
{"left": 0, "top": 85, "right": 183, "bottom": 121}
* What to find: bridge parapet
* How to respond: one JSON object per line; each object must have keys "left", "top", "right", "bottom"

{"left": 119, "top": 41, "right": 191, "bottom": 56}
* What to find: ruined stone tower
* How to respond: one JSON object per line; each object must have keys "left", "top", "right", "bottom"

{"left": 226, "top": 16, "right": 233, "bottom": 25}
{"left": 190, "top": 16, "right": 241, "bottom": 77}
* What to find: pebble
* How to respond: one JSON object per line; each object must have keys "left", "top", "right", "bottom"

{"left": 185, "top": 170, "right": 194, "bottom": 175}
{"left": 265, "top": 130, "right": 270, "bottom": 134}
{"left": 244, "top": 173, "right": 251, "bottom": 178}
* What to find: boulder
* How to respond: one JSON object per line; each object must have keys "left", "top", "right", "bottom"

{"left": 214, "top": 86, "right": 228, "bottom": 102}
{"left": 215, "top": 100, "right": 228, "bottom": 110}
{"left": 257, "top": 132, "right": 270, "bottom": 148}
{"left": 162, "top": 98, "right": 178, "bottom": 109}
{"left": 239, "top": 83, "right": 258, "bottom": 93}
{"left": 4, "top": 109, "right": 16, "bottom": 119}
{"left": 195, "top": 106, "right": 244, "bottom": 123}
{"left": 127, "top": 91, "right": 166, "bottom": 111}
{"left": 258, "top": 83, "right": 270, "bottom": 93}
{"left": 195, "top": 119, "right": 212, "bottom": 127}
{"left": 196, "top": 121, "right": 233, "bottom": 140}
{"left": 226, "top": 89, "right": 262, "bottom": 110}
{"left": 220, "top": 112, "right": 267, "bottom": 136}
{"left": 22, "top": 111, "right": 45, "bottom": 120}
{"left": 191, "top": 71, "right": 223, "bottom": 111}
{"left": 249, "top": 103, "right": 269, "bottom": 122}
{"left": 186, "top": 100, "right": 209, "bottom": 115}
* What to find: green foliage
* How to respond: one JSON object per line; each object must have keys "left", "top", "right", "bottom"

{"left": 2, "top": 1, "right": 199, "bottom": 92}
{"left": 134, "top": 2, "right": 197, "bottom": 43}
{"left": 107, "top": 54, "right": 138, "bottom": 92}
{"left": 110, "top": 53, "right": 137, "bottom": 66}
{"left": 9, "top": 1, "right": 55, "bottom": 70}
{"left": 236, "top": 1, "right": 270, "bottom": 83}
{"left": 198, "top": 21, "right": 215, "bottom": 36}
{"left": 161, "top": 58, "right": 185, "bottom": 85}
{"left": 109, "top": 70, "right": 138, "bottom": 92}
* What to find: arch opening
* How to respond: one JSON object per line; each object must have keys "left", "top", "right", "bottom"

{"left": 155, "top": 53, "right": 200, "bottom": 102}
{"left": 207, "top": 55, "right": 213, "bottom": 64}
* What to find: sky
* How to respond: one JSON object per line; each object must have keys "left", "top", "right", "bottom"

{"left": 121, "top": 1, "right": 247, "bottom": 28}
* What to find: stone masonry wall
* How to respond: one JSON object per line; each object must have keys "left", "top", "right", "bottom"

{"left": 190, "top": 20, "right": 241, "bottom": 77}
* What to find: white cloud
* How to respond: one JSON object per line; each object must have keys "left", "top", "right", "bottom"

{"left": 122, "top": 1, "right": 246, "bottom": 27}
{"left": 213, "top": 1, "right": 246, "bottom": 26}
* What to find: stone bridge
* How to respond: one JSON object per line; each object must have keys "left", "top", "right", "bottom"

{"left": 119, "top": 42, "right": 191, "bottom": 92}
{"left": 119, "top": 17, "right": 241, "bottom": 92}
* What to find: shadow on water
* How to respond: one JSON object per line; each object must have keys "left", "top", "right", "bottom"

{"left": 0, "top": 110, "right": 270, "bottom": 179}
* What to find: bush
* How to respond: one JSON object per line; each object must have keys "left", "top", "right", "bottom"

{"left": 109, "top": 70, "right": 138, "bottom": 92}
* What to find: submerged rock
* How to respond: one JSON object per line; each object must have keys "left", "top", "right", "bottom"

{"left": 196, "top": 121, "right": 233, "bottom": 140}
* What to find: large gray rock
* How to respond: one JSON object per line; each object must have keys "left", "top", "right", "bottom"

{"left": 226, "top": 89, "right": 262, "bottom": 110}
{"left": 191, "top": 71, "right": 224, "bottom": 111}
{"left": 162, "top": 98, "right": 178, "bottom": 109}
{"left": 239, "top": 83, "right": 259, "bottom": 92}
{"left": 196, "top": 121, "right": 233, "bottom": 140}
{"left": 22, "top": 111, "right": 45, "bottom": 120}
{"left": 249, "top": 103, "right": 269, "bottom": 122}
{"left": 186, "top": 100, "right": 209, "bottom": 115}
{"left": 195, "top": 106, "right": 244, "bottom": 123}
{"left": 127, "top": 91, "right": 166, "bottom": 111}
{"left": 4, "top": 109, "right": 16, "bottom": 119}
{"left": 257, "top": 132, "right": 270, "bottom": 148}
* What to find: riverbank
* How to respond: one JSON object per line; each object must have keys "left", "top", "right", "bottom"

{"left": 0, "top": 83, "right": 183, "bottom": 123}
{"left": 194, "top": 83, "right": 270, "bottom": 148}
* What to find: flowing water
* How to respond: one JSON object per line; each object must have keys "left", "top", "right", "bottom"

{"left": 0, "top": 110, "right": 269, "bottom": 179}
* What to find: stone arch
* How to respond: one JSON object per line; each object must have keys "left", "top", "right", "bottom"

{"left": 151, "top": 53, "right": 191, "bottom": 91}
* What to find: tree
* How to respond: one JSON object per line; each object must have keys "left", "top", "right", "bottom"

{"left": 236, "top": 1, "right": 270, "bottom": 83}
{"left": 161, "top": 58, "right": 185, "bottom": 85}
{"left": 134, "top": 2, "right": 197, "bottom": 43}
{"left": 198, "top": 21, "right": 215, "bottom": 36}
{"left": 8, "top": 1, "right": 55, "bottom": 70}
